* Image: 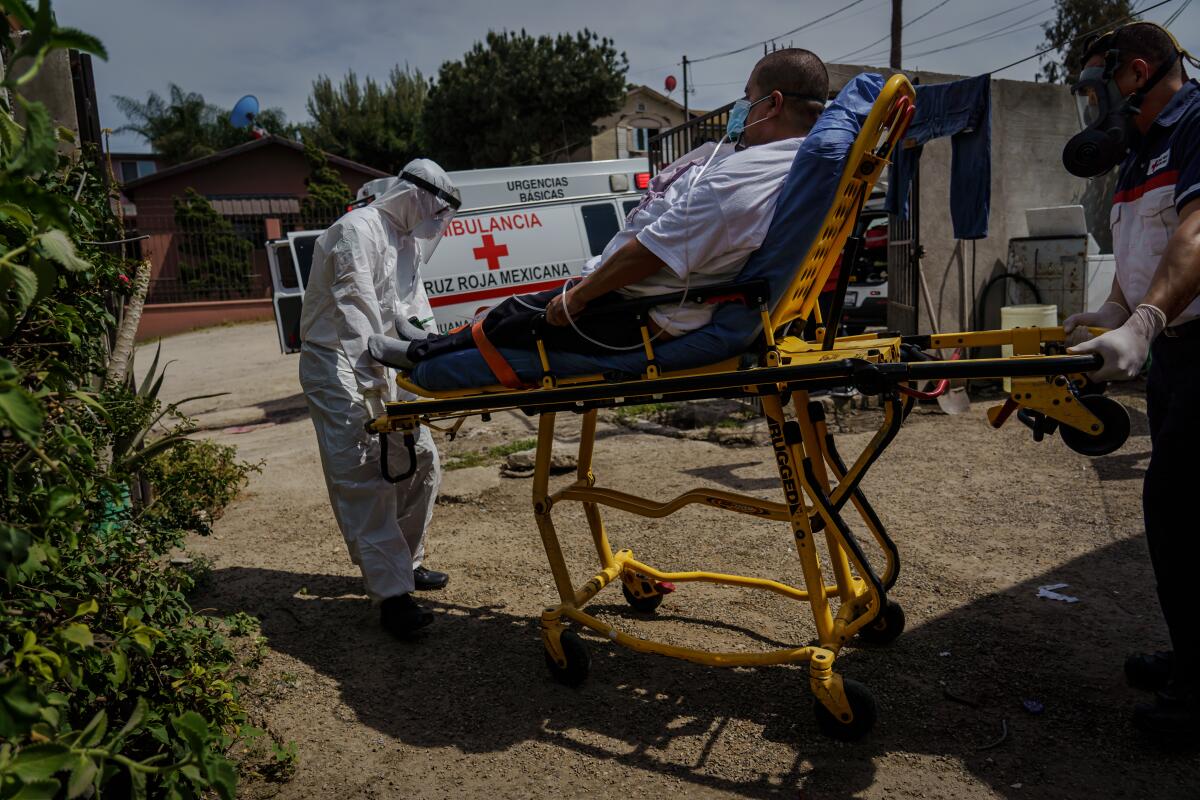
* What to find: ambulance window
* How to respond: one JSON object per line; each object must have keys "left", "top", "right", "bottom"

{"left": 289, "top": 234, "right": 320, "bottom": 288}
{"left": 580, "top": 203, "right": 619, "bottom": 256}
{"left": 622, "top": 200, "right": 639, "bottom": 218}
{"left": 274, "top": 245, "right": 298, "bottom": 290}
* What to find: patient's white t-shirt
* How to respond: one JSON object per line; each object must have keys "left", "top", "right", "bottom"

{"left": 582, "top": 137, "right": 802, "bottom": 335}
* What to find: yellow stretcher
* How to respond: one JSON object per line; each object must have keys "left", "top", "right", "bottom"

{"left": 369, "top": 75, "right": 1130, "bottom": 740}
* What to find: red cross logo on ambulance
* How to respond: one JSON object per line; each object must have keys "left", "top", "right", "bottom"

{"left": 472, "top": 234, "right": 508, "bottom": 270}
{"left": 421, "top": 207, "right": 583, "bottom": 332}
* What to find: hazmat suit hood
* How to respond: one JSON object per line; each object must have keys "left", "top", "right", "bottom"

{"left": 370, "top": 158, "right": 462, "bottom": 263}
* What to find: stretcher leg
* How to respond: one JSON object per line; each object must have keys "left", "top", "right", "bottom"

{"left": 761, "top": 394, "right": 837, "bottom": 643}
{"left": 533, "top": 412, "right": 576, "bottom": 606}
{"left": 577, "top": 411, "right": 616, "bottom": 570}
{"left": 819, "top": 421, "right": 901, "bottom": 592}
{"left": 793, "top": 390, "right": 857, "bottom": 604}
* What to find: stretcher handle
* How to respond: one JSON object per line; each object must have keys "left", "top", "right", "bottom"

{"left": 379, "top": 431, "right": 418, "bottom": 484}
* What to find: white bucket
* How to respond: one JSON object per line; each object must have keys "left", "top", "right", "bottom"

{"left": 1001, "top": 304, "right": 1058, "bottom": 391}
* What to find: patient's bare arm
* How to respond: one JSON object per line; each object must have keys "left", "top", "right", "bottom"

{"left": 545, "top": 239, "right": 668, "bottom": 326}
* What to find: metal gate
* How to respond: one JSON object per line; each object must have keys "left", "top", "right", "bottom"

{"left": 887, "top": 158, "right": 920, "bottom": 335}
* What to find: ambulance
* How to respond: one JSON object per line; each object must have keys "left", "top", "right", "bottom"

{"left": 266, "top": 158, "right": 650, "bottom": 353}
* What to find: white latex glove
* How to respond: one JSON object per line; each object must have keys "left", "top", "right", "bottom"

{"left": 1068, "top": 304, "right": 1166, "bottom": 382}
{"left": 1063, "top": 301, "right": 1130, "bottom": 346}
{"left": 361, "top": 388, "right": 386, "bottom": 420}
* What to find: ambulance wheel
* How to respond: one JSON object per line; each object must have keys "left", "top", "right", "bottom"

{"left": 622, "top": 582, "right": 665, "bottom": 614}
{"left": 814, "top": 678, "right": 877, "bottom": 741}
{"left": 856, "top": 601, "right": 906, "bottom": 646}
{"left": 544, "top": 630, "right": 590, "bottom": 687}
{"left": 1060, "top": 394, "right": 1129, "bottom": 457}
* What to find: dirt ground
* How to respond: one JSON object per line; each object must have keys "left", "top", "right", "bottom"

{"left": 143, "top": 322, "right": 1199, "bottom": 800}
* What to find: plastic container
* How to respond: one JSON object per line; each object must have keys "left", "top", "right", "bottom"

{"left": 1001, "top": 304, "right": 1058, "bottom": 391}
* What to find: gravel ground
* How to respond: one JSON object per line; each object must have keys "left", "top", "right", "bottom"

{"left": 142, "top": 322, "right": 1198, "bottom": 800}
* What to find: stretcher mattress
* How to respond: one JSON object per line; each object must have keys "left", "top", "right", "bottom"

{"left": 410, "top": 73, "right": 885, "bottom": 392}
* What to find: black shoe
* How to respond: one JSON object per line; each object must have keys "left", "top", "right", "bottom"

{"left": 1126, "top": 650, "right": 1174, "bottom": 691}
{"left": 413, "top": 566, "right": 449, "bottom": 591}
{"left": 1133, "top": 682, "right": 1200, "bottom": 741}
{"left": 380, "top": 594, "right": 433, "bottom": 638}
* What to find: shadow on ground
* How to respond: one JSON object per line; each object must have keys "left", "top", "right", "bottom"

{"left": 202, "top": 530, "right": 1198, "bottom": 799}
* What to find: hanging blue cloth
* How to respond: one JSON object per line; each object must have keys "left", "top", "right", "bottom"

{"left": 885, "top": 73, "right": 991, "bottom": 240}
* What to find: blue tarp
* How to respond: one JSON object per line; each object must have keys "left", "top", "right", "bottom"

{"left": 411, "top": 73, "right": 885, "bottom": 391}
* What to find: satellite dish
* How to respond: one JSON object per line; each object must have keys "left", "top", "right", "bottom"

{"left": 230, "top": 95, "right": 260, "bottom": 129}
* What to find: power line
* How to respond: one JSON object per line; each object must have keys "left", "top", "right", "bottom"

{"left": 689, "top": 0, "right": 870, "bottom": 64}
{"left": 852, "top": 0, "right": 1051, "bottom": 63}
{"left": 989, "top": 0, "right": 1175, "bottom": 74}
{"left": 835, "top": 0, "right": 954, "bottom": 61}
{"left": 901, "top": 5, "right": 1055, "bottom": 59}
{"left": 627, "top": 60, "right": 681, "bottom": 78}
{"left": 1164, "top": 0, "right": 1193, "bottom": 25}
{"left": 858, "top": 0, "right": 1044, "bottom": 59}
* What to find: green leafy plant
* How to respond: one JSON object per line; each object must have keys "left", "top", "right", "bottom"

{"left": 423, "top": 29, "right": 628, "bottom": 169}
{"left": 171, "top": 189, "right": 254, "bottom": 299}
{"left": 299, "top": 140, "right": 351, "bottom": 228}
{"left": 304, "top": 65, "right": 428, "bottom": 173}
{"left": 0, "top": 2, "right": 290, "bottom": 796}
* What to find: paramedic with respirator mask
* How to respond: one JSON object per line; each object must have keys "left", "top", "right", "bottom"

{"left": 299, "top": 159, "right": 461, "bottom": 638}
{"left": 367, "top": 48, "right": 828, "bottom": 372}
{"left": 1060, "top": 22, "right": 1200, "bottom": 739}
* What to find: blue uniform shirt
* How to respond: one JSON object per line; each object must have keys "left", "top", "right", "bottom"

{"left": 1110, "top": 79, "right": 1200, "bottom": 324}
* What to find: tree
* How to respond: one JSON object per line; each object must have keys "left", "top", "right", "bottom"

{"left": 1039, "top": 0, "right": 1133, "bottom": 84}
{"left": 114, "top": 84, "right": 295, "bottom": 165}
{"left": 172, "top": 189, "right": 254, "bottom": 299}
{"left": 300, "top": 140, "right": 352, "bottom": 227}
{"left": 422, "top": 29, "right": 628, "bottom": 170}
{"left": 304, "top": 66, "right": 428, "bottom": 174}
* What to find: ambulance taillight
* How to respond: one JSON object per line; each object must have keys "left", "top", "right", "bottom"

{"left": 635, "top": 172, "right": 650, "bottom": 190}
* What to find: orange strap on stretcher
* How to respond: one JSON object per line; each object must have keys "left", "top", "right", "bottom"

{"left": 470, "top": 317, "right": 528, "bottom": 389}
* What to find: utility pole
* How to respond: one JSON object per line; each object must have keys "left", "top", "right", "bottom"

{"left": 681, "top": 54, "right": 690, "bottom": 150}
{"left": 890, "top": 0, "right": 902, "bottom": 69}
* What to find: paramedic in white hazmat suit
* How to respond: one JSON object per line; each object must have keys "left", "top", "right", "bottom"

{"left": 298, "top": 159, "right": 461, "bottom": 638}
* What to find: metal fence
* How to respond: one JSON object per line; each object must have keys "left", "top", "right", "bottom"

{"left": 132, "top": 196, "right": 345, "bottom": 304}
{"left": 647, "top": 102, "right": 733, "bottom": 174}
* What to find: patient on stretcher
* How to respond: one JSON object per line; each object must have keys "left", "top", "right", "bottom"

{"left": 367, "top": 48, "right": 829, "bottom": 371}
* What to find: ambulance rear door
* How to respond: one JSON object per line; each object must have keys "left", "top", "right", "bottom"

{"left": 266, "top": 230, "right": 322, "bottom": 354}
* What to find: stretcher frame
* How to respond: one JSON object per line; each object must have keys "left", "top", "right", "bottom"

{"left": 369, "top": 75, "right": 1128, "bottom": 740}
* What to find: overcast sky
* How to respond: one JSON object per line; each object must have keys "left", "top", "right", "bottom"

{"left": 58, "top": 0, "right": 1199, "bottom": 153}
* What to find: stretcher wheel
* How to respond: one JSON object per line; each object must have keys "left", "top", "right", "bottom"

{"left": 544, "top": 630, "right": 590, "bottom": 687}
{"left": 814, "top": 678, "right": 877, "bottom": 741}
{"left": 856, "top": 600, "right": 906, "bottom": 645}
{"left": 619, "top": 582, "right": 667, "bottom": 614}
{"left": 1059, "top": 394, "right": 1129, "bottom": 457}
{"left": 622, "top": 582, "right": 665, "bottom": 614}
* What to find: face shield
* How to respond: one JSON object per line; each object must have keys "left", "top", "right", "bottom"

{"left": 399, "top": 164, "right": 462, "bottom": 263}
{"left": 412, "top": 202, "right": 457, "bottom": 263}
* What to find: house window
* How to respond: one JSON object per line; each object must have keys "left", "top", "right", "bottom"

{"left": 119, "top": 159, "right": 157, "bottom": 183}
{"left": 632, "top": 127, "right": 659, "bottom": 153}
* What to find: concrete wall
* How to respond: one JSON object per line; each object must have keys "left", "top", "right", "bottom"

{"left": 829, "top": 63, "right": 1092, "bottom": 335}
{"left": 137, "top": 299, "right": 274, "bottom": 342}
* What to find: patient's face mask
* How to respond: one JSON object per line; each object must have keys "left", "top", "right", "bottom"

{"left": 726, "top": 95, "right": 772, "bottom": 143}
